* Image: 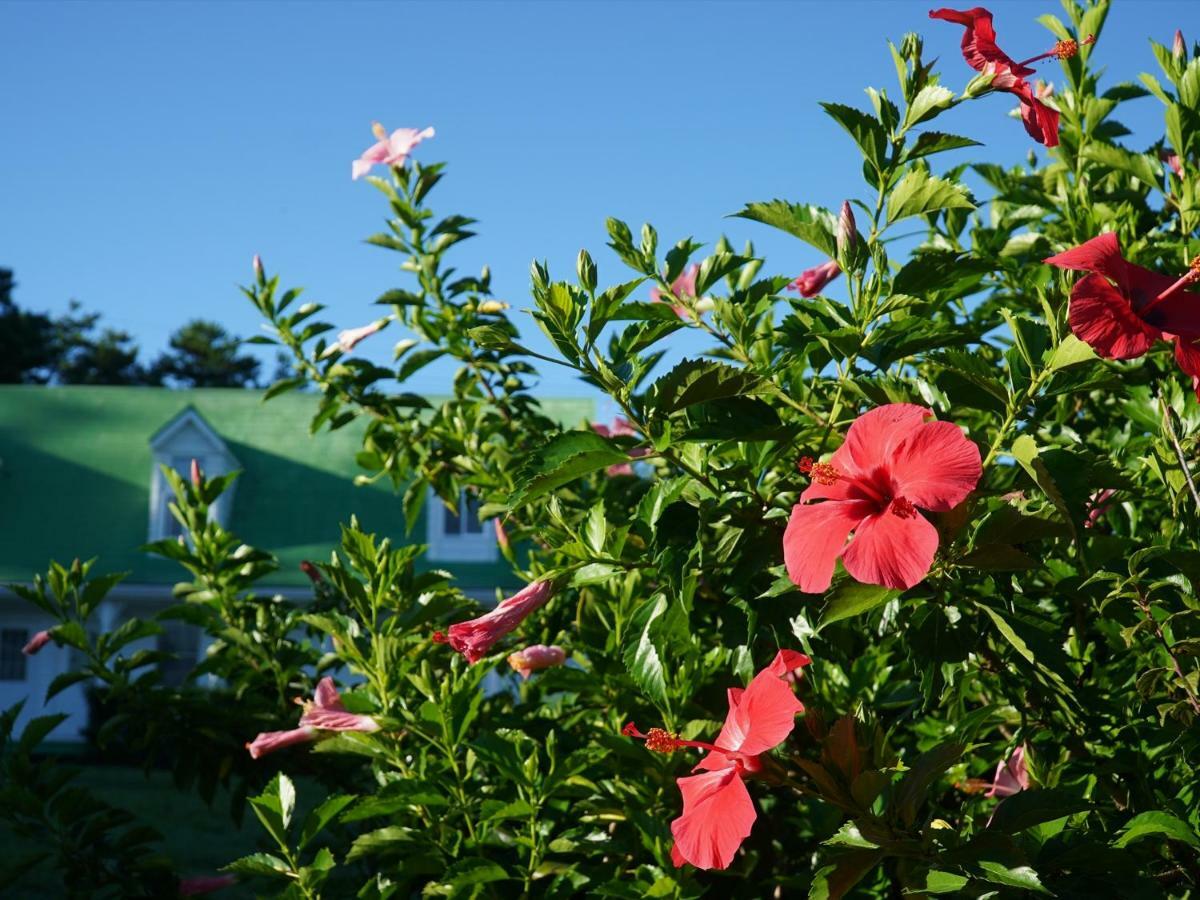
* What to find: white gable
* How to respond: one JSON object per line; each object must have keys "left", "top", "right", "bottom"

{"left": 147, "top": 408, "right": 239, "bottom": 540}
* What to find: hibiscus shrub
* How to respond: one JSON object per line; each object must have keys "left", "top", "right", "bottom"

{"left": 9, "top": 1, "right": 1200, "bottom": 897}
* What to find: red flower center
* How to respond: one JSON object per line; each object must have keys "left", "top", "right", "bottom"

{"left": 890, "top": 496, "right": 918, "bottom": 519}
{"left": 644, "top": 728, "right": 682, "bottom": 753}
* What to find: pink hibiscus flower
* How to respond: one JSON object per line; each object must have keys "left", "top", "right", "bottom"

{"left": 320, "top": 319, "right": 387, "bottom": 358}
{"left": 1045, "top": 233, "right": 1200, "bottom": 397}
{"left": 433, "top": 581, "right": 554, "bottom": 664}
{"left": 246, "top": 677, "right": 379, "bottom": 759}
{"left": 352, "top": 122, "right": 435, "bottom": 180}
{"left": 783, "top": 404, "right": 982, "bottom": 593}
{"left": 625, "top": 649, "right": 811, "bottom": 870}
{"left": 507, "top": 644, "right": 567, "bottom": 679}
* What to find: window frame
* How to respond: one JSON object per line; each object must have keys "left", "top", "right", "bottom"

{"left": 425, "top": 488, "right": 498, "bottom": 563}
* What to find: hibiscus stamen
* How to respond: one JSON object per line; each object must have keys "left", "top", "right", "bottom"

{"left": 798, "top": 456, "right": 841, "bottom": 485}
{"left": 1148, "top": 255, "right": 1200, "bottom": 308}
{"left": 889, "top": 497, "right": 918, "bottom": 519}
{"left": 623, "top": 721, "right": 724, "bottom": 755}
{"left": 1015, "top": 34, "right": 1095, "bottom": 67}
{"left": 432, "top": 630, "right": 449, "bottom": 644}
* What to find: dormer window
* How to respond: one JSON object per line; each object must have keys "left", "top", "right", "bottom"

{"left": 147, "top": 408, "right": 239, "bottom": 541}
{"left": 426, "top": 489, "right": 497, "bottom": 562}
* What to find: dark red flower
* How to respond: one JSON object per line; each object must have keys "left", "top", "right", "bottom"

{"left": 625, "top": 650, "right": 811, "bottom": 870}
{"left": 784, "top": 404, "right": 981, "bottom": 593}
{"left": 930, "top": 7, "right": 1093, "bottom": 148}
{"left": 1045, "top": 233, "right": 1200, "bottom": 397}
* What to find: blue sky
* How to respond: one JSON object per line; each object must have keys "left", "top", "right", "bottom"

{"left": 0, "top": 1, "right": 1191, "bottom": 398}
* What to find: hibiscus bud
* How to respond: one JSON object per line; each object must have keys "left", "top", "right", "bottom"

{"left": 477, "top": 300, "right": 509, "bottom": 315}
{"left": 22, "top": 629, "right": 52, "bottom": 656}
{"left": 252, "top": 254, "right": 263, "bottom": 281}
{"left": 493, "top": 518, "right": 510, "bottom": 551}
{"left": 433, "top": 580, "right": 555, "bottom": 664}
{"left": 837, "top": 201, "right": 858, "bottom": 258}
{"left": 1174, "top": 29, "right": 1186, "bottom": 60}
{"left": 507, "top": 644, "right": 567, "bottom": 679}
{"left": 788, "top": 260, "right": 841, "bottom": 298}
{"left": 190, "top": 458, "right": 202, "bottom": 488}
{"left": 299, "top": 560, "right": 323, "bottom": 584}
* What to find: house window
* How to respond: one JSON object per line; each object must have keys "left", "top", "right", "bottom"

{"left": 147, "top": 408, "right": 238, "bottom": 542}
{"left": 426, "top": 489, "right": 497, "bottom": 562}
{"left": 0, "top": 629, "right": 29, "bottom": 681}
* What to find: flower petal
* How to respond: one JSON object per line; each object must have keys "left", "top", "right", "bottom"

{"left": 1173, "top": 337, "right": 1200, "bottom": 400}
{"left": 842, "top": 508, "right": 939, "bottom": 590}
{"left": 312, "top": 677, "right": 344, "bottom": 711}
{"left": 714, "top": 660, "right": 804, "bottom": 756}
{"left": 890, "top": 421, "right": 982, "bottom": 512}
{"left": 1069, "top": 273, "right": 1160, "bottom": 359}
{"left": 1044, "top": 233, "right": 1128, "bottom": 287}
{"left": 928, "top": 7, "right": 1033, "bottom": 77}
{"left": 670, "top": 767, "right": 756, "bottom": 870}
{"left": 767, "top": 649, "right": 812, "bottom": 678}
{"left": 837, "top": 404, "right": 932, "bottom": 479}
{"left": 783, "top": 500, "right": 871, "bottom": 594}
{"left": 1016, "top": 86, "right": 1060, "bottom": 148}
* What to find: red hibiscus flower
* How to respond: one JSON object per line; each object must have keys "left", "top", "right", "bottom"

{"left": 783, "top": 404, "right": 982, "bottom": 593}
{"left": 433, "top": 580, "right": 554, "bottom": 664}
{"left": 624, "top": 649, "right": 811, "bottom": 870}
{"left": 930, "top": 7, "right": 1093, "bottom": 148}
{"left": 1045, "top": 233, "right": 1200, "bottom": 397}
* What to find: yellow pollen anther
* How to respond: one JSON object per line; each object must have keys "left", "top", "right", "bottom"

{"left": 371, "top": 121, "right": 388, "bottom": 142}
{"left": 645, "top": 728, "right": 681, "bottom": 753}
{"left": 1053, "top": 39, "right": 1078, "bottom": 58}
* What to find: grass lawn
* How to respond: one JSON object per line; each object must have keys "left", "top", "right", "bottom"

{"left": 2, "top": 762, "right": 262, "bottom": 898}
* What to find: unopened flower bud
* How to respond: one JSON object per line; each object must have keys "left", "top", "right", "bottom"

{"left": 837, "top": 201, "right": 858, "bottom": 258}
{"left": 477, "top": 300, "right": 509, "bottom": 315}
{"left": 22, "top": 630, "right": 52, "bottom": 656}
{"left": 299, "top": 560, "right": 323, "bottom": 584}
{"left": 252, "top": 254, "right": 263, "bottom": 280}
{"left": 190, "top": 458, "right": 202, "bottom": 488}
{"left": 1174, "top": 29, "right": 1186, "bottom": 60}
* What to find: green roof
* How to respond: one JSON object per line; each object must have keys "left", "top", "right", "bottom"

{"left": 0, "top": 386, "right": 591, "bottom": 589}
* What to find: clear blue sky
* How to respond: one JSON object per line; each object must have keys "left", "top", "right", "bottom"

{"left": 0, "top": 1, "right": 1191, "bottom": 397}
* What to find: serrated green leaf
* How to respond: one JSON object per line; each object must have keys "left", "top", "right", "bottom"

{"left": 886, "top": 169, "right": 974, "bottom": 225}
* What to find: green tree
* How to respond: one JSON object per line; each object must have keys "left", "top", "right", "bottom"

{"left": 53, "top": 301, "right": 149, "bottom": 385}
{"left": 0, "top": 269, "right": 57, "bottom": 384}
{"left": 149, "top": 319, "right": 260, "bottom": 388}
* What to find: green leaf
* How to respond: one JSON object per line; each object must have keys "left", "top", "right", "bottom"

{"left": 977, "top": 861, "right": 1050, "bottom": 894}
{"left": 922, "top": 871, "right": 969, "bottom": 894}
{"left": 223, "top": 853, "right": 291, "bottom": 879}
{"left": 988, "top": 789, "right": 1090, "bottom": 833}
{"left": 623, "top": 596, "right": 669, "bottom": 707}
{"left": 903, "top": 85, "right": 956, "bottom": 130}
{"left": 507, "top": 432, "right": 629, "bottom": 509}
{"left": 886, "top": 169, "right": 974, "bottom": 225}
{"left": 904, "top": 132, "right": 982, "bottom": 162}
{"left": 978, "top": 604, "right": 1036, "bottom": 665}
{"left": 819, "top": 583, "right": 900, "bottom": 629}
{"left": 440, "top": 857, "right": 509, "bottom": 888}
{"left": 299, "top": 794, "right": 355, "bottom": 850}
{"left": 808, "top": 849, "right": 884, "bottom": 900}
{"left": 821, "top": 102, "right": 887, "bottom": 168}
{"left": 1081, "top": 142, "right": 1162, "bottom": 185}
{"left": 1045, "top": 334, "right": 1097, "bottom": 372}
{"left": 1113, "top": 811, "right": 1200, "bottom": 849}
{"left": 648, "top": 358, "right": 769, "bottom": 414}
{"left": 890, "top": 742, "right": 965, "bottom": 828}
{"left": 733, "top": 200, "right": 837, "bottom": 257}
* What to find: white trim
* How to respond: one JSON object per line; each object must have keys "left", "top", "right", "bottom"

{"left": 425, "top": 488, "right": 498, "bottom": 563}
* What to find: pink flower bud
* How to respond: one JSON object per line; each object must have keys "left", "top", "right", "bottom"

{"left": 493, "top": 518, "right": 510, "bottom": 551}
{"left": 837, "top": 201, "right": 857, "bottom": 258}
{"left": 507, "top": 644, "right": 567, "bottom": 679}
{"left": 22, "top": 630, "right": 52, "bottom": 656}
{"left": 787, "top": 260, "right": 842, "bottom": 298}
{"left": 433, "top": 581, "right": 555, "bottom": 664}
{"left": 299, "top": 560, "right": 323, "bottom": 584}
{"left": 190, "top": 459, "right": 202, "bottom": 488}
{"left": 252, "top": 254, "right": 263, "bottom": 279}
{"left": 1174, "top": 29, "right": 1186, "bottom": 60}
